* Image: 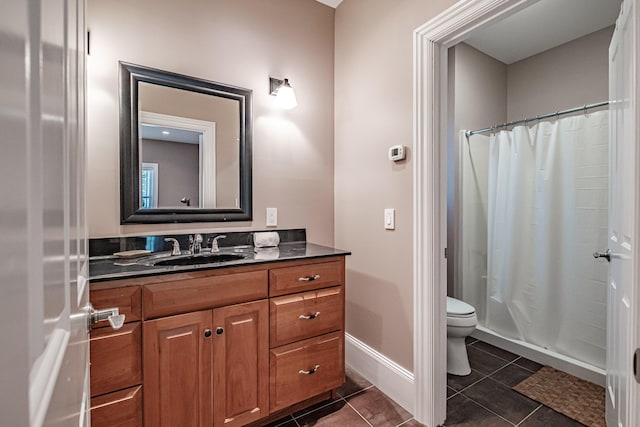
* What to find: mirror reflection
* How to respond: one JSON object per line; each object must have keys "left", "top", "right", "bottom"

{"left": 138, "top": 82, "right": 240, "bottom": 209}
{"left": 119, "top": 62, "right": 252, "bottom": 224}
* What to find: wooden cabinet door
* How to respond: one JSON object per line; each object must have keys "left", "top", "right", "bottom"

{"left": 143, "top": 310, "right": 213, "bottom": 427}
{"left": 213, "top": 300, "right": 269, "bottom": 427}
{"left": 90, "top": 386, "right": 143, "bottom": 427}
{"left": 90, "top": 322, "right": 142, "bottom": 397}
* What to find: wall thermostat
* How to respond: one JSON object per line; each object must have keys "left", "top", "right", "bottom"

{"left": 388, "top": 145, "right": 406, "bottom": 162}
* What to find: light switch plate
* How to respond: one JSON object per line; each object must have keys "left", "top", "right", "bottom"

{"left": 266, "top": 207, "right": 278, "bottom": 227}
{"left": 384, "top": 208, "right": 395, "bottom": 230}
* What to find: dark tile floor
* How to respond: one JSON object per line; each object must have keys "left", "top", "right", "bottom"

{"left": 263, "top": 367, "right": 417, "bottom": 427}
{"left": 444, "top": 337, "right": 585, "bottom": 426}
{"left": 264, "top": 337, "right": 585, "bottom": 427}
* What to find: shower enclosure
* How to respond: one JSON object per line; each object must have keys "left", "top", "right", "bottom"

{"left": 459, "top": 108, "right": 609, "bottom": 382}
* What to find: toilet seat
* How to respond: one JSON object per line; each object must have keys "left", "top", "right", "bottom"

{"left": 446, "top": 297, "right": 477, "bottom": 327}
{"left": 447, "top": 297, "right": 475, "bottom": 316}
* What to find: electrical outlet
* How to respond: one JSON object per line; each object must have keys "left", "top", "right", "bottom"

{"left": 266, "top": 207, "right": 278, "bottom": 227}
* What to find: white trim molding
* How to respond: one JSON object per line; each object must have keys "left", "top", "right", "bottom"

{"left": 412, "top": 1, "right": 537, "bottom": 425}
{"left": 139, "top": 111, "right": 217, "bottom": 208}
{"left": 345, "top": 333, "right": 415, "bottom": 413}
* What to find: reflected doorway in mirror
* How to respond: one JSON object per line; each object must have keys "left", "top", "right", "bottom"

{"left": 139, "top": 111, "right": 216, "bottom": 209}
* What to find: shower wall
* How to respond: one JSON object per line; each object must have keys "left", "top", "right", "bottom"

{"left": 448, "top": 44, "right": 506, "bottom": 297}
{"left": 507, "top": 26, "right": 613, "bottom": 121}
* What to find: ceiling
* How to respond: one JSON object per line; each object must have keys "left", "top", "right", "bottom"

{"left": 463, "top": 0, "right": 622, "bottom": 64}
{"left": 315, "top": 0, "right": 342, "bottom": 8}
{"left": 141, "top": 124, "right": 201, "bottom": 144}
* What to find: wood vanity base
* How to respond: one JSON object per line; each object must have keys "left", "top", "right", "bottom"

{"left": 90, "top": 256, "right": 346, "bottom": 427}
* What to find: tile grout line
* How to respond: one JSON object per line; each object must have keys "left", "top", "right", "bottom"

{"left": 290, "top": 385, "right": 374, "bottom": 425}
{"left": 460, "top": 394, "right": 518, "bottom": 426}
{"left": 451, "top": 371, "right": 490, "bottom": 395}
{"left": 457, "top": 364, "right": 537, "bottom": 425}
{"left": 342, "top": 396, "right": 374, "bottom": 427}
{"left": 449, "top": 347, "right": 533, "bottom": 402}
{"left": 396, "top": 417, "right": 419, "bottom": 427}
{"left": 471, "top": 344, "right": 541, "bottom": 374}
{"left": 290, "top": 396, "right": 342, "bottom": 421}
{"left": 470, "top": 344, "right": 521, "bottom": 365}
{"left": 515, "top": 404, "right": 543, "bottom": 426}
{"left": 341, "top": 384, "right": 375, "bottom": 399}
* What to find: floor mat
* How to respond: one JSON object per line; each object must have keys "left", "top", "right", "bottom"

{"left": 513, "top": 366, "right": 605, "bottom": 427}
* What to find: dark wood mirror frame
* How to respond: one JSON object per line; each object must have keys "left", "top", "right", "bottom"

{"left": 119, "top": 62, "right": 252, "bottom": 223}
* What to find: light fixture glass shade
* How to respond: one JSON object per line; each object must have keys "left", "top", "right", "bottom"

{"left": 274, "top": 79, "right": 298, "bottom": 110}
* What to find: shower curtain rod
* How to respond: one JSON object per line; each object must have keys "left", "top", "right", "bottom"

{"left": 464, "top": 100, "right": 610, "bottom": 137}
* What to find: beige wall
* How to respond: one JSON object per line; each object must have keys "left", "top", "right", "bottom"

{"left": 87, "top": 0, "right": 335, "bottom": 245}
{"left": 141, "top": 138, "right": 200, "bottom": 207}
{"left": 139, "top": 83, "right": 240, "bottom": 208}
{"left": 448, "top": 43, "right": 507, "bottom": 297}
{"left": 335, "top": 0, "right": 457, "bottom": 371}
{"left": 507, "top": 26, "right": 613, "bottom": 121}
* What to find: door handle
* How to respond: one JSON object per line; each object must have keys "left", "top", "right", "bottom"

{"left": 593, "top": 249, "right": 611, "bottom": 262}
{"left": 88, "top": 303, "right": 125, "bottom": 331}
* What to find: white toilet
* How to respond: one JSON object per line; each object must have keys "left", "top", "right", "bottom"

{"left": 446, "top": 297, "right": 477, "bottom": 376}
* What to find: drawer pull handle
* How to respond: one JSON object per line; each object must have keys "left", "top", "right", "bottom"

{"left": 298, "top": 275, "right": 320, "bottom": 282}
{"left": 299, "top": 364, "right": 320, "bottom": 375}
{"left": 299, "top": 312, "right": 321, "bottom": 320}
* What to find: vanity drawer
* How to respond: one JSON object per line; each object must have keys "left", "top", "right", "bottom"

{"left": 90, "top": 286, "right": 142, "bottom": 327}
{"left": 90, "top": 385, "right": 143, "bottom": 427}
{"left": 90, "top": 322, "right": 142, "bottom": 397}
{"left": 269, "top": 331, "right": 344, "bottom": 412}
{"left": 269, "top": 260, "right": 343, "bottom": 296}
{"left": 270, "top": 286, "right": 344, "bottom": 347}
{"left": 143, "top": 270, "right": 268, "bottom": 319}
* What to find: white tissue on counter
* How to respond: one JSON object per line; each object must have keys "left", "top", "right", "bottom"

{"left": 253, "top": 231, "right": 280, "bottom": 248}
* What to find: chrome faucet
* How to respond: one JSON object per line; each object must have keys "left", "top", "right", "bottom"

{"left": 209, "top": 235, "right": 226, "bottom": 253}
{"left": 164, "top": 238, "right": 181, "bottom": 256}
{"left": 189, "top": 234, "right": 203, "bottom": 254}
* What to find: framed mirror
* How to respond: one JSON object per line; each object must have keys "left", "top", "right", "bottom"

{"left": 119, "top": 62, "right": 252, "bottom": 223}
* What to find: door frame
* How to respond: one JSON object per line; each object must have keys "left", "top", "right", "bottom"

{"left": 139, "top": 111, "right": 217, "bottom": 208}
{"left": 412, "top": 0, "right": 550, "bottom": 424}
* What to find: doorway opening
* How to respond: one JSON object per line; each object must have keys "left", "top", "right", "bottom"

{"left": 412, "top": 0, "right": 627, "bottom": 425}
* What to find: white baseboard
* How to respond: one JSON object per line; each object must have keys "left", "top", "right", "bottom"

{"left": 344, "top": 333, "right": 415, "bottom": 414}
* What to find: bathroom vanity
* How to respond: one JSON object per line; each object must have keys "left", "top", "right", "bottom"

{"left": 88, "top": 235, "right": 348, "bottom": 427}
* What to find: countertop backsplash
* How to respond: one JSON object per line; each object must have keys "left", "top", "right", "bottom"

{"left": 89, "top": 229, "right": 307, "bottom": 258}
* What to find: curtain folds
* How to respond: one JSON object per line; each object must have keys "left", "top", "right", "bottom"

{"left": 461, "top": 110, "right": 609, "bottom": 369}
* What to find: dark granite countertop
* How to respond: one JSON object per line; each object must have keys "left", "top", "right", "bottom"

{"left": 89, "top": 241, "right": 350, "bottom": 282}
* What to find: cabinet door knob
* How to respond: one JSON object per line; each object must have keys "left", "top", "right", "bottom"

{"left": 298, "top": 274, "right": 320, "bottom": 282}
{"left": 299, "top": 364, "right": 320, "bottom": 375}
{"left": 216, "top": 327, "right": 224, "bottom": 335}
{"left": 299, "top": 312, "right": 321, "bottom": 320}
{"left": 204, "top": 329, "right": 212, "bottom": 338}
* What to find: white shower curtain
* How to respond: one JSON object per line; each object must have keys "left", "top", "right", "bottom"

{"left": 466, "top": 110, "right": 609, "bottom": 369}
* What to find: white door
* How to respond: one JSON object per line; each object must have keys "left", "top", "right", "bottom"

{"left": 606, "top": 0, "right": 640, "bottom": 426}
{"left": 0, "top": 0, "right": 90, "bottom": 425}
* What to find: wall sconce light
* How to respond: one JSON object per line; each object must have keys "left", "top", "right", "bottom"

{"left": 269, "top": 77, "right": 298, "bottom": 110}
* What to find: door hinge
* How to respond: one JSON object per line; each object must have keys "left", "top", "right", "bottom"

{"left": 444, "top": 248, "right": 448, "bottom": 259}
{"left": 635, "top": 349, "right": 640, "bottom": 383}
